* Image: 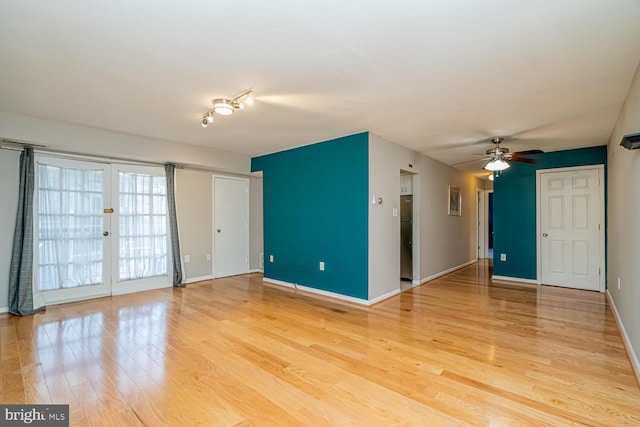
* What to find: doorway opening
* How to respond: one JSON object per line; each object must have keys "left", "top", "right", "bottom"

{"left": 488, "top": 191, "right": 494, "bottom": 259}
{"left": 400, "top": 171, "right": 414, "bottom": 282}
{"left": 477, "top": 189, "right": 494, "bottom": 260}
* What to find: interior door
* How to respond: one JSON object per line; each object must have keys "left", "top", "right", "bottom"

{"left": 539, "top": 167, "right": 603, "bottom": 291}
{"left": 213, "top": 176, "right": 249, "bottom": 278}
{"left": 34, "top": 157, "right": 111, "bottom": 305}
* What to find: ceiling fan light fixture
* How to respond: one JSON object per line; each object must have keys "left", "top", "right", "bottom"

{"left": 483, "top": 158, "right": 510, "bottom": 172}
{"left": 488, "top": 173, "right": 494, "bottom": 181}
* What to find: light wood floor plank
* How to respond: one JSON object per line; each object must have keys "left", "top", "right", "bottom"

{"left": 1, "top": 260, "right": 639, "bottom": 426}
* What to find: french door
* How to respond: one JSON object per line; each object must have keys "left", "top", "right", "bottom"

{"left": 111, "top": 164, "right": 171, "bottom": 295}
{"left": 34, "top": 157, "right": 171, "bottom": 305}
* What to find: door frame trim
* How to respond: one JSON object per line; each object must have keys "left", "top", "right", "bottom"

{"left": 536, "top": 165, "right": 605, "bottom": 292}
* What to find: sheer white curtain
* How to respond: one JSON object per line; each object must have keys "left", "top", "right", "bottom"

{"left": 118, "top": 172, "right": 168, "bottom": 281}
{"left": 37, "top": 164, "right": 104, "bottom": 291}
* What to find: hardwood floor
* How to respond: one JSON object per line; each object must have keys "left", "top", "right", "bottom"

{"left": 1, "top": 260, "right": 639, "bottom": 426}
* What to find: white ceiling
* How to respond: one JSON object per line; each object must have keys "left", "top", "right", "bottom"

{"left": 1, "top": 1, "right": 639, "bottom": 172}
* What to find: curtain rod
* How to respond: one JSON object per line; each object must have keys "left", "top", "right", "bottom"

{"left": 0, "top": 138, "right": 253, "bottom": 177}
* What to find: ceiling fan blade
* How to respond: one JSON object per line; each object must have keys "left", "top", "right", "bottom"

{"left": 452, "top": 157, "right": 490, "bottom": 166}
{"left": 510, "top": 157, "right": 538, "bottom": 164}
{"left": 513, "top": 149, "right": 544, "bottom": 155}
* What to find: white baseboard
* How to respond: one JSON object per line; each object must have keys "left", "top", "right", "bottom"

{"left": 262, "top": 277, "right": 373, "bottom": 306}
{"left": 249, "top": 269, "right": 264, "bottom": 274}
{"left": 0, "top": 307, "right": 8, "bottom": 314}
{"left": 368, "top": 289, "right": 401, "bottom": 305}
{"left": 491, "top": 275, "right": 538, "bottom": 285}
{"left": 607, "top": 291, "right": 640, "bottom": 385}
{"left": 185, "top": 275, "right": 213, "bottom": 284}
{"left": 419, "top": 259, "right": 477, "bottom": 285}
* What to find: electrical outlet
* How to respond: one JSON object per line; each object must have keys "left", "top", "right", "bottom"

{"left": 206, "top": 254, "right": 211, "bottom": 261}
{"left": 319, "top": 261, "right": 325, "bottom": 271}
{"left": 500, "top": 253, "right": 507, "bottom": 262}
{"left": 184, "top": 255, "right": 190, "bottom": 263}
{"left": 269, "top": 255, "right": 274, "bottom": 263}
{"left": 618, "top": 277, "right": 621, "bottom": 290}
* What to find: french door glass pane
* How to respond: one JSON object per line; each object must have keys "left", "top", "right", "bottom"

{"left": 118, "top": 172, "right": 168, "bottom": 281}
{"left": 37, "top": 164, "right": 104, "bottom": 291}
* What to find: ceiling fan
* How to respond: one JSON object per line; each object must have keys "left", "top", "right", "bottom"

{"left": 478, "top": 137, "right": 543, "bottom": 171}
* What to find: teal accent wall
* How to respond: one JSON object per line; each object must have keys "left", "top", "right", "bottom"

{"left": 251, "top": 133, "right": 369, "bottom": 299}
{"left": 493, "top": 146, "right": 607, "bottom": 280}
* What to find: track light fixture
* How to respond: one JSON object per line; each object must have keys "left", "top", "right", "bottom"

{"left": 200, "top": 89, "right": 253, "bottom": 127}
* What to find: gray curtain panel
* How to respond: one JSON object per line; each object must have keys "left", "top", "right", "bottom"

{"left": 165, "top": 164, "right": 184, "bottom": 287}
{"left": 9, "top": 147, "right": 44, "bottom": 316}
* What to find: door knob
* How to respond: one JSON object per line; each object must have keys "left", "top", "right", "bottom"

{"left": 103, "top": 231, "right": 109, "bottom": 237}
{"left": 542, "top": 233, "right": 548, "bottom": 237}
{"left": 217, "top": 229, "right": 221, "bottom": 233}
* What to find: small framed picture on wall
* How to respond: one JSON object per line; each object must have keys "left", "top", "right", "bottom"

{"left": 448, "top": 185, "right": 461, "bottom": 216}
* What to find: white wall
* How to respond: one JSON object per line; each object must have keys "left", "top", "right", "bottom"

{"left": 0, "top": 149, "right": 20, "bottom": 311}
{"left": 607, "top": 61, "right": 640, "bottom": 373}
{"left": 176, "top": 169, "right": 213, "bottom": 280}
{"left": 175, "top": 171, "right": 263, "bottom": 281}
{"left": 368, "top": 134, "right": 480, "bottom": 300}
{"left": 0, "top": 111, "right": 249, "bottom": 173}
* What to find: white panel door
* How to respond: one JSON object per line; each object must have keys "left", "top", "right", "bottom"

{"left": 539, "top": 168, "right": 602, "bottom": 291}
{"left": 213, "top": 176, "right": 249, "bottom": 278}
